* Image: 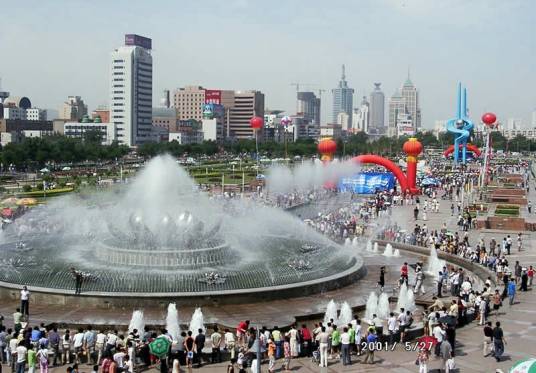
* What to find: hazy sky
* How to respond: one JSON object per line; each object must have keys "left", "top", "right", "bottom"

{"left": 1, "top": 0, "right": 534, "bottom": 127}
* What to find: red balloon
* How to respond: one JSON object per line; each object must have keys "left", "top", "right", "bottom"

{"left": 317, "top": 139, "right": 337, "bottom": 155}
{"left": 250, "top": 116, "right": 264, "bottom": 129}
{"left": 481, "top": 112, "right": 497, "bottom": 126}
{"left": 402, "top": 138, "right": 423, "bottom": 157}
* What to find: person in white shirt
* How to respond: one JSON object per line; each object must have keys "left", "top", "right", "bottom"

{"left": 20, "top": 286, "right": 30, "bottom": 318}
{"left": 223, "top": 329, "right": 236, "bottom": 360}
{"left": 397, "top": 308, "right": 408, "bottom": 343}
{"left": 73, "top": 328, "right": 85, "bottom": 364}
{"left": 95, "top": 330, "right": 106, "bottom": 364}
{"left": 315, "top": 327, "right": 329, "bottom": 368}
{"left": 105, "top": 330, "right": 118, "bottom": 354}
{"left": 113, "top": 349, "right": 126, "bottom": 369}
{"left": 354, "top": 320, "right": 362, "bottom": 356}
{"left": 124, "top": 354, "right": 134, "bottom": 373}
{"left": 387, "top": 313, "right": 398, "bottom": 345}
{"left": 340, "top": 328, "right": 351, "bottom": 366}
{"left": 16, "top": 341, "right": 27, "bottom": 373}
{"left": 432, "top": 324, "right": 446, "bottom": 357}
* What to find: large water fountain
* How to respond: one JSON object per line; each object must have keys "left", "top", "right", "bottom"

{"left": 0, "top": 156, "right": 364, "bottom": 305}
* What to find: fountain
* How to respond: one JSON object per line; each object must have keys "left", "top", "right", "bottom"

{"left": 383, "top": 243, "right": 394, "bottom": 257}
{"left": 364, "top": 292, "right": 379, "bottom": 321}
{"left": 344, "top": 238, "right": 351, "bottom": 246}
{"left": 395, "top": 283, "right": 408, "bottom": 312}
{"left": 128, "top": 310, "right": 145, "bottom": 334}
{"left": 323, "top": 300, "right": 338, "bottom": 325}
{"left": 373, "top": 242, "right": 379, "bottom": 253}
{"left": 406, "top": 289, "right": 416, "bottom": 312}
{"left": 366, "top": 241, "right": 373, "bottom": 252}
{"left": 338, "top": 301, "right": 353, "bottom": 326}
{"left": 166, "top": 303, "right": 180, "bottom": 341}
{"left": 189, "top": 307, "right": 205, "bottom": 337}
{"left": 352, "top": 237, "right": 359, "bottom": 247}
{"left": 0, "top": 155, "right": 364, "bottom": 303}
{"left": 393, "top": 249, "right": 400, "bottom": 257}
{"left": 377, "top": 292, "right": 390, "bottom": 320}
{"left": 426, "top": 246, "right": 446, "bottom": 276}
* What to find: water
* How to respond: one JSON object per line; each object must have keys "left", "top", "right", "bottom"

{"left": 383, "top": 243, "right": 394, "bottom": 256}
{"left": 352, "top": 237, "right": 359, "bottom": 248}
{"left": 323, "top": 300, "right": 338, "bottom": 325}
{"left": 344, "top": 238, "right": 352, "bottom": 246}
{"left": 189, "top": 307, "right": 205, "bottom": 337}
{"left": 393, "top": 249, "right": 400, "bottom": 257}
{"left": 395, "top": 283, "right": 408, "bottom": 312}
{"left": 364, "top": 292, "right": 379, "bottom": 321}
{"left": 128, "top": 310, "right": 145, "bottom": 334}
{"left": 166, "top": 303, "right": 181, "bottom": 341}
{"left": 366, "top": 241, "right": 373, "bottom": 252}
{"left": 406, "top": 289, "right": 416, "bottom": 312}
{"left": 373, "top": 242, "right": 379, "bottom": 253}
{"left": 338, "top": 301, "right": 353, "bottom": 326}
{"left": 377, "top": 292, "right": 391, "bottom": 320}
{"left": 426, "top": 246, "right": 446, "bottom": 276}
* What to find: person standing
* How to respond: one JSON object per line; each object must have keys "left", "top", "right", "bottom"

{"left": 507, "top": 278, "right": 516, "bottom": 306}
{"left": 16, "top": 340, "right": 28, "bottom": 373}
{"left": 28, "top": 345, "right": 37, "bottom": 373}
{"left": 210, "top": 327, "right": 222, "bottom": 364}
{"left": 282, "top": 336, "right": 291, "bottom": 372}
{"left": 415, "top": 268, "right": 425, "bottom": 295}
{"left": 20, "top": 286, "right": 30, "bottom": 319}
{"left": 378, "top": 266, "right": 385, "bottom": 292}
{"left": 439, "top": 339, "right": 453, "bottom": 373}
{"left": 520, "top": 269, "right": 529, "bottom": 292}
{"left": 194, "top": 329, "right": 205, "bottom": 368}
{"left": 483, "top": 322, "right": 493, "bottom": 357}
{"left": 285, "top": 325, "right": 299, "bottom": 359}
{"left": 416, "top": 347, "right": 429, "bottom": 373}
{"left": 492, "top": 322, "right": 506, "bottom": 362}
{"left": 363, "top": 328, "right": 377, "bottom": 364}
{"left": 37, "top": 344, "right": 49, "bottom": 373}
{"left": 70, "top": 268, "right": 83, "bottom": 295}
{"left": 387, "top": 312, "right": 397, "bottom": 345}
{"left": 223, "top": 329, "right": 235, "bottom": 360}
{"left": 267, "top": 339, "right": 276, "bottom": 373}
{"left": 271, "top": 326, "right": 282, "bottom": 360}
{"left": 340, "top": 327, "right": 351, "bottom": 366}
{"left": 433, "top": 323, "right": 445, "bottom": 357}
{"left": 397, "top": 308, "right": 408, "bottom": 343}
{"left": 437, "top": 271, "right": 444, "bottom": 298}
{"left": 316, "top": 327, "right": 329, "bottom": 368}
{"left": 528, "top": 266, "right": 534, "bottom": 288}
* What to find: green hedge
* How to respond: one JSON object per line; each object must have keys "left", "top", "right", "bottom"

{"left": 495, "top": 209, "right": 519, "bottom": 216}
{"left": 16, "top": 188, "right": 74, "bottom": 198}
{"left": 496, "top": 204, "right": 520, "bottom": 210}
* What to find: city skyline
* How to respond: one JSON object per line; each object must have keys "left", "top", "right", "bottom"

{"left": 0, "top": 0, "right": 534, "bottom": 127}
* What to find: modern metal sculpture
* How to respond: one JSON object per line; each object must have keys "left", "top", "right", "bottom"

{"left": 446, "top": 83, "right": 474, "bottom": 165}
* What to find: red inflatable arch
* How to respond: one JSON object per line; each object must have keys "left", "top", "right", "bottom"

{"left": 443, "top": 144, "right": 481, "bottom": 158}
{"left": 352, "top": 154, "right": 409, "bottom": 193}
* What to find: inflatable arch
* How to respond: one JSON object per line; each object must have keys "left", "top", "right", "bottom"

{"left": 443, "top": 144, "right": 481, "bottom": 158}
{"left": 352, "top": 154, "right": 410, "bottom": 193}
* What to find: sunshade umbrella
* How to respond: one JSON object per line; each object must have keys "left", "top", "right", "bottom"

{"left": 16, "top": 198, "right": 37, "bottom": 206}
{"left": 1, "top": 208, "right": 13, "bottom": 218}
{"left": 510, "top": 359, "right": 536, "bottom": 373}
{"left": 438, "top": 315, "right": 457, "bottom": 326}
{"left": 149, "top": 336, "right": 171, "bottom": 358}
{"left": 1, "top": 197, "right": 19, "bottom": 206}
{"left": 417, "top": 335, "right": 438, "bottom": 350}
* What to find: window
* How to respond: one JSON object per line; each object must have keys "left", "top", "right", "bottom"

{"left": 114, "top": 59, "right": 124, "bottom": 63}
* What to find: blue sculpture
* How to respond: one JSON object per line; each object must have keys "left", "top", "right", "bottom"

{"left": 446, "top": 83, "right": 474, "bottom": 165}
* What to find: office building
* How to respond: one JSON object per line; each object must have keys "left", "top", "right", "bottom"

{"left": 60, "top": 96, "right": 87, "bottom": 121}
{"left": 506, "top": 118, "right": 523, "bottom": 130}
{"left": 352, "top": 96, "right": 370, "bottom": 133}
{"left": 400, "top": 74, "right": 421, "bottom": 129}
{"left": 369, "top": 83, "right": 385, "bottom": 133}
{"left": 152, "top": 107, "right": 177, "bottom": 132}
{"left": 297, "top": 91, "right": 321, "bottom": 126}
{"left": 110, "top": 34, "right": 153, "bottom": 147}
{"left": 388, "top": 89, "right": 406, "bottom": 137}
{"left": 173, "top": 86, "right": 206, "bottom": 121}
{"left": 320, "top": 123, "right": 342, "bottom": 139}
{"left": 228, "top": 91, "right": 264, "bottom": 139}
{"left": 64, "top": 122, "right": 116, "bottom": 145}
{"left": 332, "top": 64, "right": 354, "bottom": 126}
{"left": 0, "top": 119, "right": 53, "bottom": 145}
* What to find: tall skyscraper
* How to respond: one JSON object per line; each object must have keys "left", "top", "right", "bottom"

{"left": 110, "top": 34, "right": 153, "bottom": 147}
{"left": 297, "top": 91, "right": 320, "bottom": 125}
{"left": 388, "top": 89, "right": 407, "bottom": 137}
{"left": 400, "top": 73, "right": 421, "bottom": 129}
{"left": 332, "top": 65, "right": 354, "bottom": 125}
{"left": 352, "top": 96, "right": 369, "bottom": 133}
{"left": 369, "top": 83, "right": 385, "bottom": 133}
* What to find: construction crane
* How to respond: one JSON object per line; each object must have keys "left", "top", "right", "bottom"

{"left": 290, "top": 82, "right": 316, "bottom": 93}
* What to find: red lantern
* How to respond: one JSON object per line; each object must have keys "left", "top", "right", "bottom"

{"left": 317, "top": 138, "right": 337, "bottom": 155}
{"left": 250, "top": 116, "right": 264, "bottom": 130}
{"left": 402, "top": 137, "right": 423, "bottom": 157}
{"left": 481, "top": 112, "right": 497, "bottom": 126}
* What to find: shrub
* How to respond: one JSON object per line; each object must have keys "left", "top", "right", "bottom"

{"left": 22, "top": 185, "right": 32, "bottom": 192}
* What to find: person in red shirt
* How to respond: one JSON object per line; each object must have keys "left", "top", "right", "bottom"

{"left": 236, "top": 320, "right": 249, "bottom": 347}
{"left": 300, "top": 324, "right": 312, "bottom": 357}
{"left": 401, "top": 262, "right": 409, "bottom": 284}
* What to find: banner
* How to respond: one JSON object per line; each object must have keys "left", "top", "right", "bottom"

{"left": 338, "top": 172, "right": 395, "bottom": 194}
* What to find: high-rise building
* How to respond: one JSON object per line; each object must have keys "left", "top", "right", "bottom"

{"left": 332, "top": 64, "right": 354, "bottom": 126}
{"left": 352, "top": 96, "right": 369, "bottom": 133}
{"left": 388, "top": 89, "right": 407, "bottom": 137}
{"left": 228, "top": 91, "right": 264, "bottom": 139}
{"left": 369, "top": 83, "right": 385, "bottom": 133}
{"left": 532, "top": 110, "right": 536, "bottom": 127}
{"left": 91, "top": 105, "right": 110, "bottom": 123}
{"left": 297, "top": 92, "right": 321, "bottom": 126}
{"left": 110, "top": 34, "right": 153, "bottom": 147}
{"left": 60, "top": 96, "right": 87, "bottom": 121}
{"left": 506, "top": 118, "right": 523, "bottom": 130}
{"left": 400, "top": 73, "right": 421, "bottom": 129}
{"left": 173, "top": 86, "right": 206, "bottom": 121}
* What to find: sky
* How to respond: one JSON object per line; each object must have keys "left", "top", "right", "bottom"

{"left": 0, "top": 0, "right": 534, "bottom": 128}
